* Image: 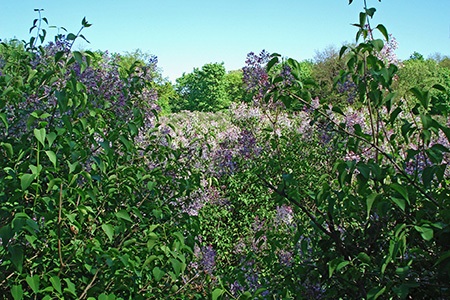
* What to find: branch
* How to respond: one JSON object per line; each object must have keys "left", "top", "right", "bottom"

{"left": 257, "top": 174, "right": 351, "bottom": 260}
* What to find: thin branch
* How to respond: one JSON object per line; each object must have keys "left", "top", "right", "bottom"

{"left": 79, "top": 269, "right": 100, "bottom": 299}
{"left": 58, "top": 183, "right": 66, "bottom": 269}
{"left": 257, "top": 175, "right": 351, "bottom": 260}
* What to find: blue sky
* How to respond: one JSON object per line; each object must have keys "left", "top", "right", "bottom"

{"left": 1, "top": 0, "right": 450, "bottom": 81}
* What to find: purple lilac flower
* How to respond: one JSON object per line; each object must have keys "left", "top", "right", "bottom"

{"left": 377, "top": 34, "right": 400, "bottom": 67}
{"left": 302, "top": 279, "right": 326, "bottom": 299}
{"left": 278, "top": 250, "right": 294, "bottom": 267}
{"left": 405, "top": 151, "right": 432, "bottom": 179}
{"left": 230, "top": 281, "right": 245, "bottom": 296}
{"left": 238, "top": 129, "right": 259, "bottom": 159}
{"left": 200, "top": 245, "right": 216, "bottom": 275}
{"left": 275, "top": 204, "right": 294, "bottom": 227}
{"left": 242, "top": 50, "right": 271, "bottom": 103}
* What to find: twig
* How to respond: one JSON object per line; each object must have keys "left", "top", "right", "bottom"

{"left": 58, "top": 183, "right": 66, "bottom": 269}
{"left": 79, "top": 269, "right": 100, "bottom": 299}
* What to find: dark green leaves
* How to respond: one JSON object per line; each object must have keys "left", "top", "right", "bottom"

{"left": 26, "top": 275, "right": 40, "bottom": 294}
{"left": 376, "top": 24, "right": 389, "bottom": 41}
{"left": 414, "top": 224, "right": 434, "bottom": 241}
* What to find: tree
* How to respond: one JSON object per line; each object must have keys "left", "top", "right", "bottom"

{"left": 395, "top": 56, "right": 450, "bottom": 114}
{"left": 174, "top": 62, "right": 232, "bottom": 112}
{"left": 224, "top": 70, "right": 246, "bottom": 103}
{"left": 310, "top": 45, "right": 351, "bottom": 105}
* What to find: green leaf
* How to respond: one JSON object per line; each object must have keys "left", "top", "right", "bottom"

{"left": 332, "top": 105, "right": 345, "bottom": 116}
{"left": 367, "top": 286, "right": 386, "bottom": 300}
{"left": 1, "top": 142, "right": 13, "bottom": 157}
{"left": 432, "top": 83, "right": 446, "bottom": 91}
{"left": 115, "top": 210, "right": 132, "bottom": 222}
{"left": 390, "top": 183, "right": 409, "bottom": 202}
{"left": 376, "top": 24, "right": 389, "bottom": 41}
{"left": 339, "top": 46, "right": 348, "bottom": 59}
{"left": 46, "top": 132, "right": 57, "bottom": 147}
{"left": 170, "top": 258, "right": 182, "bottom": 277}
{"left": 371, "top": 39, "right": 384, "bottom": 52}
{"left": 328, "top": 258, "right": 342, "bottom": 277}
{"left": 414, "top": 225, "right": 433, "bottom": 241}
{"left": 101, "top": 224, "right": 114, "bottom": 242}
{"left": 9, "top": 246, "right": 24, "bottom": 273}
{"left": 82, "top": 17, "right": 92, "bottom": 27}
{"left": 359, "top": 12, "right": 367, "bottom": 28}
{"left": 152, "top": 267, "right": 165, "bottom": 281}
{"left": 11, "top": 285, "right": 23, "bottom": 300}
{"left": 33, "top": 128, "right": 46, "bottom": 146}
{"left": 73, "top": 51, "right": 83, "bottom": 65}
{"left": 0, "top": 113, "right": 8, "bottom": 130}
{"left": 391, "top": 197, "right": 406, "bottom": 211}
{"left": 212, "top": 288, "right": 224, "bottom": 300}
{"left": 26, "top": 275, "right": 40, "bottom": 294}
{"left": 20, "top": 173, "right": 36, "bottom": 190}
{"left": 336, "top": 261, "right": 350, "bottom": 271}
{"left": 63, "top": 278, "right": 77, "bottom": 297}
{"left": 366, "top": 193, "right": 378, "bottom": 219}
{"left": 357, "top": 252, "right": 371, "bottom": 263}
{"left": 266, "top": 56, "right": 279, "bottom": 72}
{"left": 389, "top": 107, "right": 402, "bottom": 124}
{"left": 365, "top": 7, "right": 376, "bottom": 17}
{"left": 45, "top": 150, "right": 57, "bottom": 167}
{"left": 66, "top": 33, "right": 77, "bottom": 40}
{"left": 420, "top": 114, "right": 433, "bottom": 130}
{"left": 50, "top": 276, "right": 62, "bottom": 294}
{"left": 55, "top": 51, "right": 65, "bottom": 63}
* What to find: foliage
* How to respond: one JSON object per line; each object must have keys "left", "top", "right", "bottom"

{"left": 310, "top": 46, "right": 350, "bottom": 105}
{"left": 173, "top": 63, "right": 242, "bottom": 112}
{"left": 395, "top": 57, "right": 450, "bottom": 114}
{"left": 2, "top": 1, "right": 450, "bottom": 299}
{"left": 0, "top": 15, "right": 201, "bottom": 299}
{"left": 232, "top": 0, "right": 450, "bottom": 298}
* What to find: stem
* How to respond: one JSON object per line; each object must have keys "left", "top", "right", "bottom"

{"left": 79, "top": 269, "right": 100, "bottom": 299}
{"left": 32, "top": 9, "right": 44, "bottom": 49}
{"left": 58, "top": 183, "right": 65, "bottom": 269}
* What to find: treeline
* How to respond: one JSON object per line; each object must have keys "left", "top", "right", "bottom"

{"left": 113, "top": 46, "right": 450, "bottom": 114}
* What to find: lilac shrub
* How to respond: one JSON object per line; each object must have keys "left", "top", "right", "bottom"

{"left": 0, "top": 37, "right": 160, "bottom": 142}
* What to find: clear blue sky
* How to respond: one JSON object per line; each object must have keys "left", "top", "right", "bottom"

{"left": 1, "top": 0, "right": 450, "bottom": 81}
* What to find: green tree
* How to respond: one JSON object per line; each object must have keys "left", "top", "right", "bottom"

{"left": 310, "top": 45, "right": 350, "bottom": 104}
{"left": 224, "top": 70, "right": 246, "bottom": 103}
{"left": 174, "top": 62, "right": 231, "bottom": 112}
{"left": 395, "top": 56, "right": 450, "bottom": 114}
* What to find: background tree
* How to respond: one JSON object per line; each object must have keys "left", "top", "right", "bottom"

{"left": 174, "top": 62, "right": 236, "bottom": 112}
{"left": 310, "top": 45, "right": 351, "bottom": 105}
{"left": 395, "top": 53, "right": 450, "bottom": 114}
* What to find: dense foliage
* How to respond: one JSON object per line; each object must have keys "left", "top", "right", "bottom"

{"left": 173, "top": 63, "right": 245, "bottom": 112}
{"left": 1, "top": 1, "right": 449, "bottom": 299}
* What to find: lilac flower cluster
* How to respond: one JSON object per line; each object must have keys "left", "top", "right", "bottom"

{"left": 180, "top": 185, "right": 228, "bottom": 216}
{"left": 275, "top": 204, "right": 294, "bottom": 227}
{"left": 200, "top": 244, "right": 216, "bottom": 275}
{"left": 301, "top": 279, "right": 326, "bottom": 299}
{"left": 242, "top": 50, "right": 271, "bottom": 103}
{"left": 344, "top": 108, "right": 368, "bottom": 134}
{"left": 2, "top": 37, "right": 160, "bottom": 142}
{"left": 336, "top": 75, "right": 358, "bottom": 104}
{"left": 242, "top": 50, "right": 297, "bottom": 110}
{"left": 377, "top": 34, "right": 400, "bottom": 67}
{"left": 234, "top": 260, "right": 270, "bottom": 297}
{"left": 277, "top": 249, "right": 294, "bottom": 267}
